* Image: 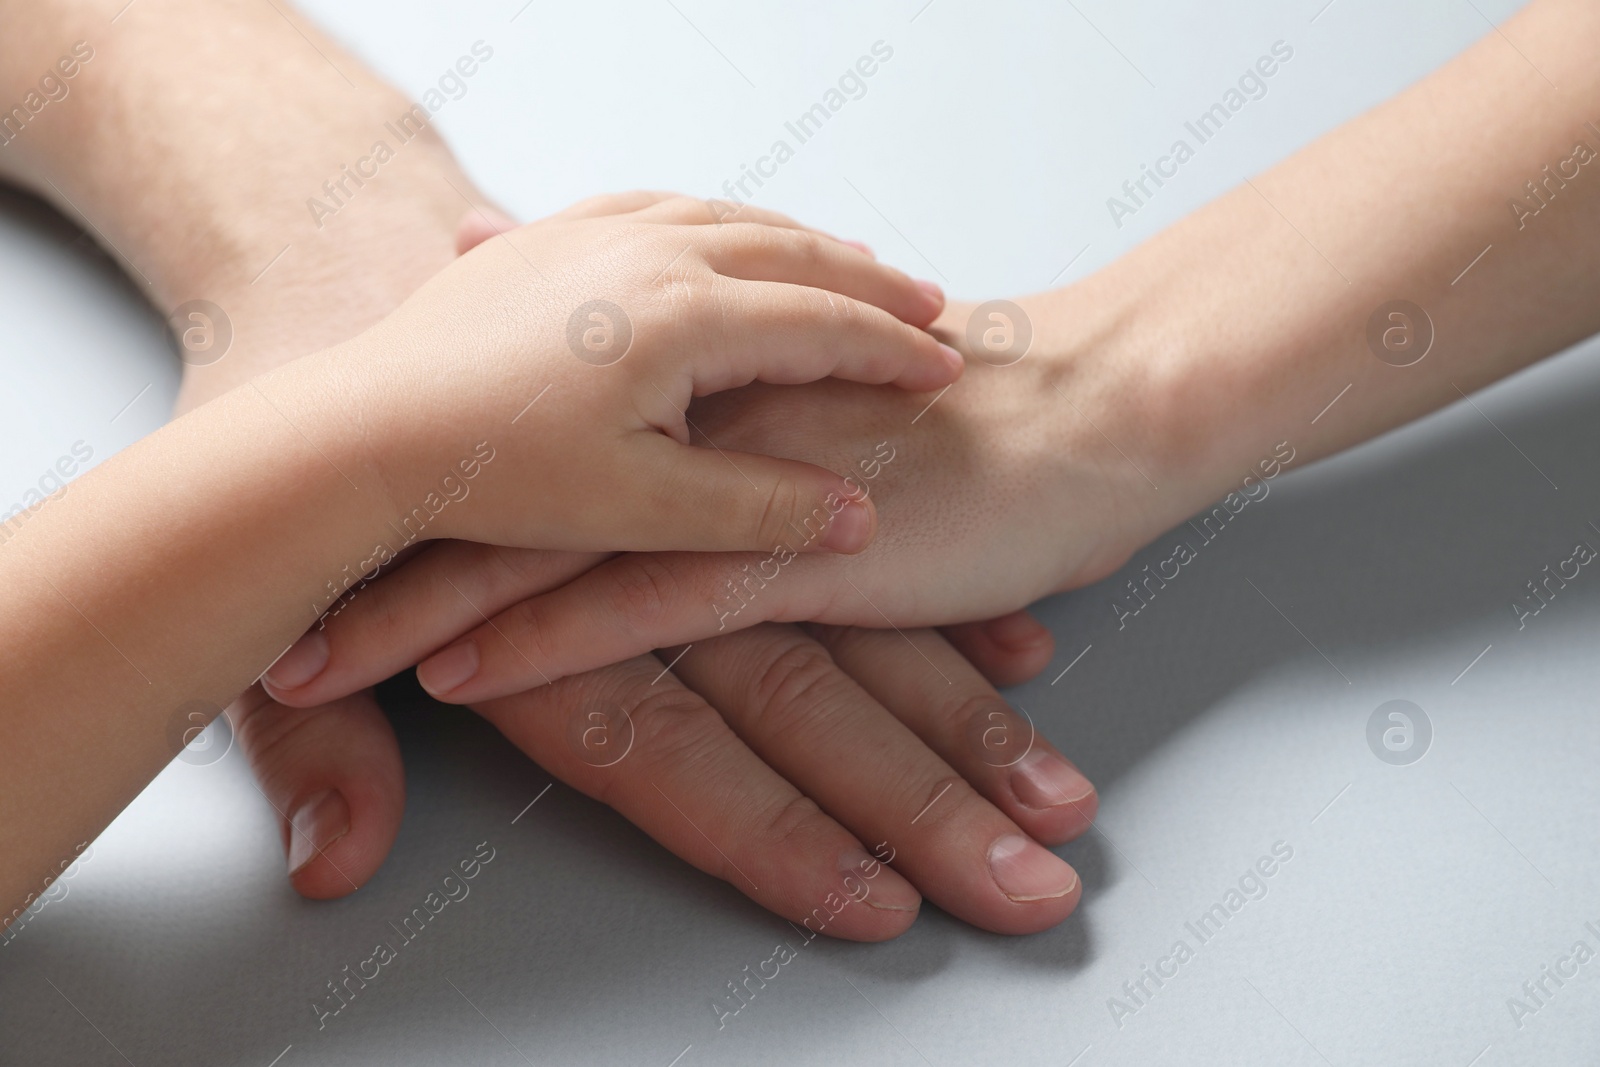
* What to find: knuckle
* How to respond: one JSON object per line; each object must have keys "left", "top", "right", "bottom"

{"left": 789, "top": 228, "right": 827, "bottom": 269}
{"left": 747, "top": 641, "right": 847, "bottom": 736}
{"left": 605, "top": 557, "right": 681, "bottom": 631}
{"left": 500, "top": 597, "right": 558, "bottom": 670}
{"left": 903, "top": 773, "right": 983, "bottom": 834}
{"left": 660, "top": 194, "right": 705, "bottom": 219}
{"left": 654, "top": 257, "right": 716, "bottom": 316}
{"left": 581, "top": 683, "right": 727, "bottom": 813}
{"left": 227, "top": 689, "right": 285, "bottom": 757}
{"left": 568, "top": 192, "right": 622, "bottom": 215}
{"left": 944, "top": 692, "right": 1017, "bottom": 741}
{"left": 729, "top": 221, "right": 783, "bottom": 259}
{"left": 945, "top": 692, "right": 1031, "bottom": 769}
{"left": 229, "top": 694, "right": 342, "bottom": 793}
{"left": 710, "top": 199, "right": 758, "bottom": 226}
{"left": 813, "top": 287, "right": 858, "bottom": 330}
{"left": 759, "top": 793, "right": 834, "bottom": 855}
{"left": 624, "top": 688, "right": 728, "bottom": 768}
{"left": 756, "top": 477, "right": 805, "bottom": 555}
{"left": 807, "top": 623, "right": 869, "bottom": 659}
{"left": 483, "top": 544, "right": 550, "bottom": 596}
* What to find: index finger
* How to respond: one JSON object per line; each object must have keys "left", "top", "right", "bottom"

{"left": 470, "top": 654, "right": 923, "bottom": 942}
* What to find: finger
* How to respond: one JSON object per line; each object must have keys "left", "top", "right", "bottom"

{"left": 635, "top": 196, "right": 879, "bottom": 259}
{"left": 553, "top": 189, "right": 680, "bottom": 220}
{"left": 938, "top": 611, "right": 1056, "bottom": 688}
{"left": 412, "top": 550, "right": 829, "bottom": 703}
{"left": 672, "top": 274, "right": 959, "bottom": 395}
{"left": 630, "top": 437, "right": 881, "bottom": 553}
{"left": 809, "top": 624, "right": 1096, "bottom": 847}
{"left": 672, "top": 626, "right": 1082, "bottom": 935}
{"left": 415, "top": 476, "right": 871, "bottom": 704}
{"left": 696, "top": 223, "right": 942, "bottom": 328}
{"left": 457, "top": 192, "right": 688, "bottom": 255}
{"left": 228, "top": 684, "right": 405, "bottom": 899}
{"left": 470, "top": 656, "right": 922, "bottom": 941}
{"left": 262, "top": 542, "right": 604, "bottom": 708}
{"left": 454, "top": 206, "right": 519, "bottom": 255}
{"left": 635, "top": 196, "right": 806, "bottom": 228}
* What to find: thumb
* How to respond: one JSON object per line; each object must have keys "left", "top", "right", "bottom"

{"left": 631, "top": 440, "right": 877, "bottom": 554}
{"left": 228, "top": 685, "right": 405, "bottom": 899}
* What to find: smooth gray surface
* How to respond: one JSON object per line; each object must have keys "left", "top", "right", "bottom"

{"left": 5, "top": 1, "right": 1596, "bottom": 1064}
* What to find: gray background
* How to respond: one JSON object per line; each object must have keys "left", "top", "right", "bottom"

{"left": 4, "top": 0, "right": 1596, "bottom": 1064}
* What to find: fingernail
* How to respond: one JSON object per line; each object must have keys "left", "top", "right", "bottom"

{"left": 1010, "top": 750, "right": 1095, "bottom": 811}
{"left": 939, "top": 342, "right": 965, "bottom": 375}
{"left": 417, "top": 642, "right": 479, "bottom": 696}
{"left": 914, "top": 278, "right": 944, "bottom": 306}
{"left": 987, "top": 834, "right": 1078, "bottom": 902}
{"left": 288, "top": 790, "right": 350, "bottom": 877}
{"left": 843, "top": 239, "right": 875, "bottom": 258}
{"left": 840, "top": 849, "right": 919, "bottom": 912}
{"left": 984, "top": 612, "right": 1047, "bottom": 651}
{"left": 263, "top": 631, "right": 329, "bottom": 691}
{"left": 819, "top": 498, "right": 872, "bottom": 553}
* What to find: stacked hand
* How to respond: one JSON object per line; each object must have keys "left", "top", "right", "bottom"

{"left": 211, "top": 195, "right": 1134, "bottom": 939}
{"left": 14, "top": 0, "right": 1600, "bottom": 955}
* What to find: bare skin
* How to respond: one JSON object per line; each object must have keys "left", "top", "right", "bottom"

{"left": 0, "top": 0, "right": 1086, "bottom": 942}
{"left": 14, "top": 0, "right": 1598, "bottom": 943}
{"left": 275, "top": 0, "right": 1600, "bottom": 705}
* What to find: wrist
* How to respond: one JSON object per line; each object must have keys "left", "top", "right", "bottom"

{"left": 167, "top": 153, "right": 476, "bottom": 414}
{"left": 279, "top": 326, "right": 487, "bottom": 553}
{"left": 931, "top": 291, "right": 1182, "bottom": 591}
{"left": 933, "top": 226, "right": 1327, "bottom": 596}
{"left": 0, "top": 5, "right": 489, "bottom": 414}
{"left": 242, "top": 346, "right": 421, "bottom": 579}
{"left": 1042, "top": 187, "right": 1369, "bottom": 533}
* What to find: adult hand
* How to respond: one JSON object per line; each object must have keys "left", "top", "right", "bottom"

{"left": 249, "top": 615, "right": 1092, "bottom": 939}
{"left": 199, "top": 195, "right": 1096, "bottom": 938}
{"left": 264, "top": 283, "right": 1191, "bottom": 707}
{"left": 5, "top": 0, "right": 1099, "bottom": 941}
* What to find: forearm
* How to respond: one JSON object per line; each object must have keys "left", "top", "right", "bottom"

{"left": 0, "top": 358, "right": 392, "bottom": 917}
{"left": 1069, "top": 0, "right": 1600, "bottom": 513}
{"left": 0, "top": 0, "right": 481, "bottom": 406}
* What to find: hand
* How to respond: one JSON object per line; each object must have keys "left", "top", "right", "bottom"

{"left": 222, "top": 193, "right": 1096, "bottom": 938}
{"left": 244, "top": 613, "right": 1094, "bottom": 940}
{"left": 184, "top": 190, "right": 1094, "bottom": 940}
{"left": 5, "top": 0, "right": 1094, "bottom": 941}
{"left": 274, "top": 194, "right": 961, "bottom": 556}
{"left": 262, "top": 286, "right": 1193, "bottom": 707}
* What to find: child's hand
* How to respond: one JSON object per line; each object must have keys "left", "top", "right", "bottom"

{"left": 261, "top": 291, "right": 1162, "bottom": 708}
{"left": 289, "top": 195, "right": 958, "bottom": 556}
